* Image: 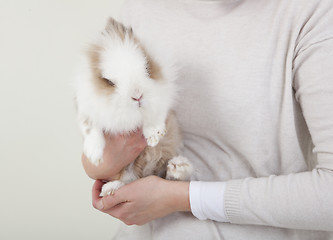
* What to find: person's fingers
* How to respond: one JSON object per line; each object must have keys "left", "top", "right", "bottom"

{"left": 106, "top": 202, "right": 134, "bottom": 225}
{"left": 102, "top": 190, "right": 129, "bottom": 210}
{"left": 103, "top": 129, "right": 145, "bottom": 148}
{"left": 92, "top": 180, "right": 130, "bottom": 211}
{"left": 92, "top": 180, "right": 104, "bottom": 210}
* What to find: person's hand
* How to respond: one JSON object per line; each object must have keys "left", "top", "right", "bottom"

{"left": 82, "top": 129, "right": 147, "bottom": 180}
{"left": 92, "top": 176, "right": 191, "bottom": 225}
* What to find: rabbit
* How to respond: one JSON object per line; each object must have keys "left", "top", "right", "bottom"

{"left": 74, "top": 17, "right": 193, "bottom": 196}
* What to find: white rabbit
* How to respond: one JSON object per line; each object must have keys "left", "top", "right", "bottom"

{"left": 75, "top": 18, "right": 193, "bottom": 196}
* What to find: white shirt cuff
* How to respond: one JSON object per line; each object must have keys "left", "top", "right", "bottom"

{"left": 189, "top": 181, "right": 229, "bottom": 222}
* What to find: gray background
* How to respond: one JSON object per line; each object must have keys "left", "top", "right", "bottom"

{"left": 0, "top": 0, "right": 125, "bottom": 239}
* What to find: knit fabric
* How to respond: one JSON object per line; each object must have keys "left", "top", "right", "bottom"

{"left": 113, "top": 0, "right": 333, "bottom": 239}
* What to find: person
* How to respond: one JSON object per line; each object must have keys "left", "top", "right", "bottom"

{"left": 82, "top": 0, "right": 333, "bottom": 239}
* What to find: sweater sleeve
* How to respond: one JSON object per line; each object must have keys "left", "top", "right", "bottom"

{"left": 189, "top": 181, "right": 228, "bottom": 222}
{"left": 224, "top": 4, "right": 333, "bottom": 231}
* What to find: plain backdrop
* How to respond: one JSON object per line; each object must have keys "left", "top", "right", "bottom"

{"left": 0, "top": 0, "right": 126, "bottom": 239}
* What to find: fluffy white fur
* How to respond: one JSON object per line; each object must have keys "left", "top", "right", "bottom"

{"left": 76, "top": 38, "right": 172, "bottom": 145}
{"left": 75, "top": 18, "right": 193, "bottom": 196}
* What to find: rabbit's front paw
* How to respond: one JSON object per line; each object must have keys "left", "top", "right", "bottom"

{"left": 144, "top": 125, "right": 166, "bottom": 147}
{"left": 166, "top": 156, "right": 194, "bottom": 181}
{"left": 100, "top": 181, "right": 125, "bottom": 196}
{"left": 83, "top": 134, "right": 105, "bottom": 166}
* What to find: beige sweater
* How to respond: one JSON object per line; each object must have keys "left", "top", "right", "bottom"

{"left": 113, "top": 0, "right": 333, "bottom": 239}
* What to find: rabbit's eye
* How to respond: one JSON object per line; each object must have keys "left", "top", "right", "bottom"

{"left": 102, "top": 77, "right": 115, "bottom": 87}
{"left": 145, "top": 65, "right": 151, "bottom": 75}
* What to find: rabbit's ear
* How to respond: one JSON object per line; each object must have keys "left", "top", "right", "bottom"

{"left": 146, "top": 54, "right": 162, "bottom": 80}
{"left": 105, "top": 17, "right": 134, "bottom": 41}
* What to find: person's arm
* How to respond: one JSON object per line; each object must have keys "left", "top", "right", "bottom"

{"left": 82, "top": 129, "right": 147, "bottom": 181}
{"left": 223, "top": 4, "right": 333, "bottom": 231}
{"left": 191, "top": 2, "right": 333, "bottom": 231}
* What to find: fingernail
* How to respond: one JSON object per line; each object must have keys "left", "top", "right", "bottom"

{"left": 96, "top": 200, "right": 104, "bottom": 210}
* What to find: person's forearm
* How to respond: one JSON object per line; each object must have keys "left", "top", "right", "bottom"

{"left": 166, "top": 180, "right": 191, "bottom": 212}
{"left": 81, "top": 154, "right": 119, "bottom": 180}
{"left": 224, "top": 168, "right": 333, "bottom": 231}
{"left": 81, "top": 131, "right": 147, "bottom": 180}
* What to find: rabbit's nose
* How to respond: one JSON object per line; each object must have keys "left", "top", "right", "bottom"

{"left": 131, "top": 95, "right": 143, "bottom": 102}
